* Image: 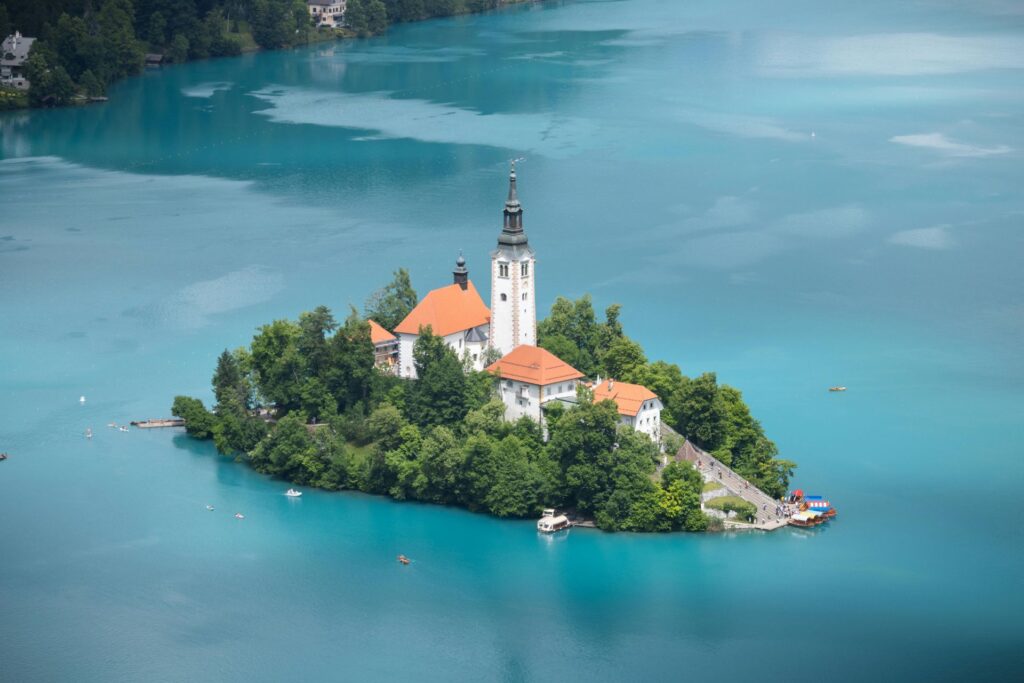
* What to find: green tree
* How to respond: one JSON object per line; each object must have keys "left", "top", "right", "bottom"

{"left": 98, "top": 0, "right": 145, "bottom": 81}
{"left": 367, "top": 403, "right": 408, "bottom": 451}
{"left": 168, "top": 32, "right": 189, "bottom": 62}
{"left": 250, "top": 318, "right": 304, "bottom": 411}
{"left": 345, "top": 0, "right": 369, "bottom": 35}
{"left": 248, "top": 412, "right": 318, "bottom": 481}
{"left": 676, "top": 372, "right": 726, "bottom": 452}
{"left": 147, "top": 10, "right": 167, "bottom": 45}
{"left": 365, "top": 0, "right": 388, "bottom": 34}
{"left": 171, "top": 395, "right": 216, "bottom": 439}
{"left": 325, "top": 308, "right": 375, "bottom": 412}
{"left": 407, "top": 326, "right": 469, "bottom": 428}
{"left": 79, "top": 69, "right": 104, "bottom": 97}
{"left": 364, "top": 268, "right": 417, "bottom": 331}
{"left": 0, "top": 6, "right": 11, "bottom": 40}
{"left": 601, "top": 336, "right": 647, "bottom": 382}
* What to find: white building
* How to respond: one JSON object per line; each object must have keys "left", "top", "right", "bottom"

{"left": 489, "top": 163, "right": 537, "bottom": 357}
{"left": 486, "top": 344, "right": 584, "bottom": 424}
{"left": 591, "top": 379, "right": 664, "bottom": 442}
{"left": 393, "top": 255, "right": 491, "bottom": 379}
{"left": 307, "top": 0, "right": 346, "bottom": 28}
{"left": 1, "top": 32, "right": 36, "bottom": 91}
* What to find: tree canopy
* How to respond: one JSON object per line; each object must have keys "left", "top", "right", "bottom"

{"left": 172, "top": 281, "right": 792, "bottom": 530}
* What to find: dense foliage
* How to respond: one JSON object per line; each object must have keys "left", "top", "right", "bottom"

{"left": 537, "top": 294, "right": 795, "bottom": 497}
{"left": 171, "top": 272, "right": 732, "bottom": 532}
{"left": 3, "top": 0, "right": 521, "bottom": 107}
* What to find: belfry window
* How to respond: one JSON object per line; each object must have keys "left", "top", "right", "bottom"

{"left": 521, "top": 262, "right": 529, "bottom": 278}
{"left": 498, "top": 262, "right": 509, "bottom": 278}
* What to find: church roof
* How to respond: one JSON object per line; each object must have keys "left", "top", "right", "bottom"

{"left": 394, "top": 280, "right": 490, "bottom": 338}
{"left": 486, "top": 345, "right": 584, "bottom": 386}
{"left": 367, "top": 319, "right": 396, "bottom": 345}
{"left": 591, "top": 379, "right": 659, "bottom": 417}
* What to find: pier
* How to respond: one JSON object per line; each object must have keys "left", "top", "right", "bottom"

{"left": 130, "top": 418, "right": 185, "bottom": 429}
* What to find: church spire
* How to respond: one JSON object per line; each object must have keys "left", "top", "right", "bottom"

{"left": 499, "top": 162, "right": 527, "bottom": 246}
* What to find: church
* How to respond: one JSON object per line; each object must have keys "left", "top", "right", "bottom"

{"left": 381, "top": 164, "right": 662, "bottom": 442}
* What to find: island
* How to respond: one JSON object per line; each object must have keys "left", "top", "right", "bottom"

{"left": 172, "top": 166, "right": 797, "bottom": 532}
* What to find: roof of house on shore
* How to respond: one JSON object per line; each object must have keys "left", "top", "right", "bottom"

{"left": 393, "top": 281, "right": 490, "bottom": 338}
{"left": 486, "top": 344, "right": 584, "bottom": 386}
{"left": 2, "top": 33, "right": 35, "bottom": 67}
{"left": 368, "top": 319, "right": 396, "bottom": 345}
{"left": 591, "top": 379, "right": 659, "bottom": 416}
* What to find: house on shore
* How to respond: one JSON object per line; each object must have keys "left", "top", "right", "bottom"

{"left": 308, "top": 0, "right": 347, "bottom": 28}
{"left": 392, "top": 255, "right": 491, "bottom": 379}
{"left": 368, "top": 319, "right": 398, "bottom": 371}
{"left": 591, "top": 378, "right": 664, "bottom": 443}
{"left": 1, "top": 32, "right": 35, "bottom": 91}
{"left": 486, "top": 344, "right": 583, "bottom": 424}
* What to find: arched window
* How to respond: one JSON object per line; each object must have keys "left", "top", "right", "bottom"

{"left": 500, "top": 293, "right": 507, "bottom": 302}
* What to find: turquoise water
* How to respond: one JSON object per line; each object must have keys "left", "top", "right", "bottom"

{"left": 2, "top": 0, "right": 1023, "bottom": 679}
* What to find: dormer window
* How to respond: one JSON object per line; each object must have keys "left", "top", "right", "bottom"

{"left": 521, "top": 262, "right": 529, "bottom": 278}
{"left": 498, "top": 262, "right": 509, "bottom": 278}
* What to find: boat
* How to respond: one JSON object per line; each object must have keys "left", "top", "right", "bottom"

{"left": 118, "top": 426, "right": 129, "bottom": 432}
{"left": 829, "top": 386, "right": 847, "bottom": 392}
{"left": 789, "top": 511, "right": 823, "bottom": 528}
{"left": 0, "top": 453, "right": 7, "bottom": 461}
{"left": 107, "top": 423, "right": 116, "bottom": 428}
{"left": 537, "top": 509, "right": 571, "bottom": 533}
{"left": 234, "top": 513, "right": 245, "bottom": 519}
{"left": 85, "top": 428, "right": 93, "bottom": 438}
{"left": 79, "top": 396, "right": 86, "bottom": 403}
{"left": 206, "top": 505, "right": 215, "bottom": 511}
{"left": 804, "top": 495, "right": 837, "bottom": 519}
{"left": 397, "top": 555, "right": 410, "bottom": 565}
{"left": 285, "top": 489, "right": 302, "bottom": 497}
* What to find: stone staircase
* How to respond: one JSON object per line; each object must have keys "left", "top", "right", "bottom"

{"left": 668, "top": 431, "right": 788, "bottom": 531}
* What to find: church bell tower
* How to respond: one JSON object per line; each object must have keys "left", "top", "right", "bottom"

{"left": 490, "top": 162, "right": 537, "bottom": 356}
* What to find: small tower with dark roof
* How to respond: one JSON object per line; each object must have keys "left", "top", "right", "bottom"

{"left": 490, "top": 162, "right": 537, "bottom": 356}
{"left": 453, "top": 252, "right": 469, "bottom": 290}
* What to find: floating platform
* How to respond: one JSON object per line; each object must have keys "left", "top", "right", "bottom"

{"left": 130, "top": 418, "right": 185, "bottom": 429}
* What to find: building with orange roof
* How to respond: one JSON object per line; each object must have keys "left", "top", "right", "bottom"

{"left": 393, "top": 254, "right": 491, "bottom": 379}
{"left": 486, "top": 345, "right": 584, "bottom": 424}
{"left": 591, "top": 378, "right": 664, "bottom": 442}
{"left": 367, "top": 319, "right": 399, "bottom": 372}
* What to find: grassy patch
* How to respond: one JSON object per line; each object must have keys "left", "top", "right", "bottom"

{"left": 703, "top": 481, "right": 724, "bottom": 493}
{"left": 706, "top": 495, "right": 757, "bottom": 520}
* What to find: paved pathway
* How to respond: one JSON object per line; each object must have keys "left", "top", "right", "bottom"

{"left": 673, "top": 438, "right": 789, "bottom": 531}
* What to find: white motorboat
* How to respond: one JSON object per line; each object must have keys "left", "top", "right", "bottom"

{"left": 537, "top": 509, "right": 571, "bottom": 533}
{"left": 206, "top": 505, "right": 215, "bottom": 511}
{"left": 234, "top": 513, "right": 245, "bottom": 519}
{"left": 285, "top": 489, "right": 302, "bottom": 498}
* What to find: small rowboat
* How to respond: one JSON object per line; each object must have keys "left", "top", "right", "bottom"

{"left": 397, "top": 555, "right": 410, "bottom": 565}
{"left": 829, "top": 386, "right": 847, "bottom": 392}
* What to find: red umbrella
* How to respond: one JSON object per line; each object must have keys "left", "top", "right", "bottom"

{"left": 793, "top": 489, "right": 804, "bottom": 498}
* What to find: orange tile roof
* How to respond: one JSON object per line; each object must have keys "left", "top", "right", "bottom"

{"left": 393, "top": 280, "right": 490, "bottom": 338}
{"left": 486, "top": 345, "right": 584, "bottom": 386}
{"left": 367, "top": 319, "right": 396, "bottom": 345}
{"left": 592, "top": 379, "right": 659, "bottom": 416}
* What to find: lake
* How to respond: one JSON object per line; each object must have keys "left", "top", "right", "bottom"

{"left": 1, "top": 0, "right": 1022, "bottom": 680}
